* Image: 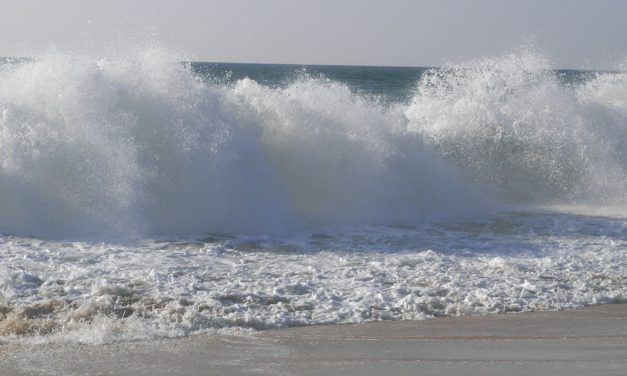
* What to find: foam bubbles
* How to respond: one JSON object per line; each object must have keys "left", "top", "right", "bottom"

{"left": 0, "top": 211, "right": 624, "bottom": 344}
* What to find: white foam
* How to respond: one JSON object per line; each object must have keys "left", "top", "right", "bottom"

{"left": 0, "top": 49, "right": 626, "bottom": 344}
{"left": 0, "top": 211, "right": 625, "bottom": 344}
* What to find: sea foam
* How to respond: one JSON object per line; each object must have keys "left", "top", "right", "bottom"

{"left": 0, "top": 49, "right": 625, "bottom": 344}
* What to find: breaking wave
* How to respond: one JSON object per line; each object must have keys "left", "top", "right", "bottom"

{"left": 0, "top": 49, "right": 625, "bottom": 238}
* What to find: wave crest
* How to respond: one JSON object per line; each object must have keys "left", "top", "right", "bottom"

{"left": 406, "top": 52, "right": 627, "bottom": 203}
{"left": 0, "top": 50, "right": 625, "bottom": 238}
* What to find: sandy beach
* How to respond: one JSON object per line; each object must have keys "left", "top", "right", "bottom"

{"left": 1, "top": 304, "right": 625, "bottom": 376}
{"left": 1, "top": 2, "right": 626, "bottom": 376}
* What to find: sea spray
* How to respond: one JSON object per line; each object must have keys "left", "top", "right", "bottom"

{"left": 0, "top": 49, "right": 625, "bottom": 344}
{"left": 1, "top": 50, "right": 626, "bottom": 238}
{"left": 405, "top": 52, "right": 627, "bottom": 203}
{"left": 0, "top": 50, "right": 483, "bottom": 238}
{"left": 0, "top": 51, "right": 289, "bottom": 237}
{"left": 228, "top": 77, "right": 478, "bottom": 225}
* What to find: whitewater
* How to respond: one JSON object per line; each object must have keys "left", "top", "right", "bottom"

{"left": 0, "top": 49, "right": 625, "bottom": 344}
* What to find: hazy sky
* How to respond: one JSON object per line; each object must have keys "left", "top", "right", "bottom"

{"left": 0, "top": 0, "right": 626, "bottom": 68}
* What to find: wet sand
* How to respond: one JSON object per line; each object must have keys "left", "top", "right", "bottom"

{"left": 1, "top": 304, "right": 626, "bottom": 376}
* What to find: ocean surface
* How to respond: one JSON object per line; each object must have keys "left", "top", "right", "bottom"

{"left": 0, "top": 50, "right": 625, "bottom": 344}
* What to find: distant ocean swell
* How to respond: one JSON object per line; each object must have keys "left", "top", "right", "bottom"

{"left": 0, "top": 50, "right": 625, "bottom": 238}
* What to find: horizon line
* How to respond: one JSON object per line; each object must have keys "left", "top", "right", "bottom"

{"left": 0, "top": 56, "right": 618, "bottom": 72}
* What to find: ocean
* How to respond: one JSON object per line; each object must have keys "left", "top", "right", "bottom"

{"left": 0, "top": 50, "right": 625, "bottom": 344}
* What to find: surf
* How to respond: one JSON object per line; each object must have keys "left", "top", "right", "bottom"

{"left": 0, "top": 49, "right": 625, "bottom": 239}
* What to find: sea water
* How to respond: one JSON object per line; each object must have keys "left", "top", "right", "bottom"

{"left": 0, "top": 49, "right": 625, "bottom": 344}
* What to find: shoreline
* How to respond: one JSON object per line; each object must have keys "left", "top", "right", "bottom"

{"left": 1, "top": 304, "right": 626, "bottom": 376}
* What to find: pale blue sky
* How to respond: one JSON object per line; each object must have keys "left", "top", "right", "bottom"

{"left": 0, "top": 0, "right": 625, "bottom": 68}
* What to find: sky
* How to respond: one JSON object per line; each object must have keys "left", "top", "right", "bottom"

{"left": 0, "top": 0, "right": 626, "bottom": 69}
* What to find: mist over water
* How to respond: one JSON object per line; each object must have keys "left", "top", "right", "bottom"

{"left": 0, "top": 49, "right": 625, "bottom": 239}
{"left": 0, "top": 48, "right": 625, "bottom": 344}
{"left": 407, "top": 53, "right": 627, "bottom": 204}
